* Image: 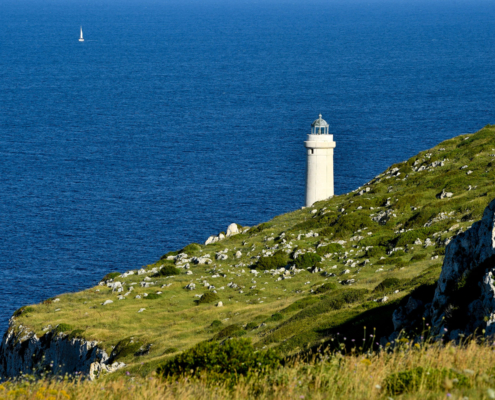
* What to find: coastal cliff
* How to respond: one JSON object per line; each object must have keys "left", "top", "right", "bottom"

{"left": 0, "top": 319, "right": 124, "bottom": 380}
{"left": 2, "top": 125, "right": 495, "bottom": 380}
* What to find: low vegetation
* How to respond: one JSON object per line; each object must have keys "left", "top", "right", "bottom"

{"left": 3, "top": 341, "right": 495, "bottom": 399}
{"left": 8, "top": 126, "right": 495, "bottom": 391}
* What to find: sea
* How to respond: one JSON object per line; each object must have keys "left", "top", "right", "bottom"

{"left": 1, "top": 0, "right": 494, "bottom": 333}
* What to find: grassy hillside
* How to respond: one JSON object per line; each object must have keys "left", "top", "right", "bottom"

{"left": 12, "top": 125, "right": 495, "bottom": 378}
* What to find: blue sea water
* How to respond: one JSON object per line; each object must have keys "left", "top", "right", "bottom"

{"left": 0, "top": 0, "right": 495, "bottom": 332}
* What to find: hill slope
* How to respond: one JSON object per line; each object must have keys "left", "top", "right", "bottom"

{"left": 5, "top": 125, "right": 495, "bottom": 379}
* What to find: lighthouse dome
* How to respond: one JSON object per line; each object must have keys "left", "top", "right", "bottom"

{"left": 311, "top": 114, "right": 329, "bottom": 134}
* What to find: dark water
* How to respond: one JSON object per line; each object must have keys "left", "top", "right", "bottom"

{"left": 1, "top": 0, "right": 494, "bottom": 332}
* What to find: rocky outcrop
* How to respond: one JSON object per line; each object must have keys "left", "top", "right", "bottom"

{"left": 0, "top": 320, "right": 124, "bottom": 380}
{"left": 391, "top": 198, "right": 495, "bottom": 340}
{"left": 205, "top": 223, "right": 246, "bottom": 244}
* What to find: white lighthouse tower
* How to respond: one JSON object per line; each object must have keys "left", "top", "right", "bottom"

{"left": 305, "top": 114, "right": 336, "bottom": 207}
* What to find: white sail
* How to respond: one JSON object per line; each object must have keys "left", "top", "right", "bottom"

{"left": 79, "top": 26, "right": 84, "bottom": 42}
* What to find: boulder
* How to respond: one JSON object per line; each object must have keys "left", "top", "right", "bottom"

{"left": 192, "top": 256, "right": 211, "bottom": 265}
{"left": 226, "top": 223, "right": 239, "bottom": 237}
{"left": 101, "top": 300, "right": 113, "bottom": 306}
{"left": 216, "top": 301, "right": 223, "bottom": 307}
{"left": 107, "top": 281, "right": 122, "bottom": 290}
{"left": 436, "top": 189, "right": 453, "bottom": 199}
{"left": 205, "top": 235, "right": 218, "bottom": 245}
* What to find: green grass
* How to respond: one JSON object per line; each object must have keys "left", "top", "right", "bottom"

{"left": 10, "top": 125, "right": 495, "bottom": 379}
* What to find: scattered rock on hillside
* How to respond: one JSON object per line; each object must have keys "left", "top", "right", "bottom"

{"left": 226, "top": 223, "right": 239, "bottom": 237}
{"left": 205, "top": 235, "right": 218, "bottom": 245}
{"left": 436, "top": 189, "right": 453, "bottom": 199}
{"left": 371, "top": 209, "right": 395, "bottom": 225}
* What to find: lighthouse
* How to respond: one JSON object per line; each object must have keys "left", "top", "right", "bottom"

{"left": 305, "top": 114, "right": 336, "bottom": 207}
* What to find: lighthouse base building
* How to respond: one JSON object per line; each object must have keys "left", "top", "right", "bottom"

{"left": 305, "top": 114, "right": 336, "bottom": 207}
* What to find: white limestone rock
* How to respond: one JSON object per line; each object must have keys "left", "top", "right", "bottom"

{"left": 226, "top": 223, "right": 240, "bottom": 237}
{"left": 101, "top": 300, "right": 113, "bottom": 306}
{"left": 205, "top": 235, "right": 219, "bottom": 245}
{"left": 436, "top": 189, "right": 453, "bottom": 199}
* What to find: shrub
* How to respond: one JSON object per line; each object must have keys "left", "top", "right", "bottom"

{"left": 289, "top": 219, "right": 323, "bottom": 232}
{"left": 144, "top": 293, "right": 161, "bottom": 300}
{"left": 384, "top": 366, "right": 471, "bottom": 395}
{"left": 433, "top": 248, "right": 445, "bottom": 256}
{"left": 163, "top": 347, "right": 179, "bottom": 354}
{"left": 102, "top": 272, "right": 121, "bottom": 281}
{"left": 318, "top": 227, "right": 334, "bottom": 237}
{"left": 393, "top": 227, "right": 436, "bottom": 247}
{"left": 410, "top": 253, "right": 426, "bottom": 262}
{"left": 153, "top": 265, "right": 181, "bottom": 277}
{"left": 67, "top": 329, "right": 85, "bottom": 341}
{"left": 160, "top": 250, "right": 178, "bottom": 260}
{"left": 294, "top": 253, "right": 321, "bottom": 269}
{"left": 255, "top": 250, "right": 288, "bottom": 271}
{"left": 157, "top": 339, "right": 280, "bottom": 380}
{"left": 265, "top": 313, "right": 284, "bottom": 323}
{"left": 373, "top": 278, "right": 401, "bottom": 293}
{"left": 359, "top": 232, "right": 395, "bottom": 247}
{"left": 379, "top": 257, "right": 406, "bottom": 268}
{"left": 245, "top": 322, "right": 258, "bottom": 330}
{"left": 316, "top": 243, "right": 343, "bottom": 256}
{"left": 281, "top": 297, "right": 320, "bottom": 314}
{"left": 288, "top": 289, "right": 368, "bottom": 323}
{"left": 405, "top": 209, "right": 437, "bottom": 229}
{"left": 394, "top": 194, "right": 422, "bottom": 211}
{"left": 52, "top": 324, "right": 73, "bottom": 335}
{"left": 247, "top": 223, "right": 272, "bottom": 235}
{"left": 314, "top": 282, "right": 337, "bottom": 294}
{"left": 331, "top": 212, "right": 376, "bottom": 238}
{"left": 13, "top": 306, "right": 34, "bottom": 317}
{"left": 210, "top": 320, "right": 223, "bottom": 328}
{"left": 109, "top": 337, "right": 142, "bottom": 362}
{"left": 213, "top": 324, "right": 244, "bottom": 340}
{"left": 365, "top": 246, "right": 387, "bottom": 258}
{"left": 181, "top": 243, "right": 201, "bottom": 254}
{"left": 197, "top": 292, "right": 220, "bottom": 305}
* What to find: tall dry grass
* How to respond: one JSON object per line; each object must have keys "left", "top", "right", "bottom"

{"left": 3, "top": 340, "right": 495, "bottom": 399}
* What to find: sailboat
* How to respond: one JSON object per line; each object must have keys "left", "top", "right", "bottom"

{"left": 79, "top": 26, "right": 84, "bottom": 42}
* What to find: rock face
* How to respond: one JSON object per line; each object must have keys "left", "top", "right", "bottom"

{"left": 391, "top": 198, "right": 495, "bottom": 340}
{"left": 0, "top": 320, "right": 124, "bottom": 380}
